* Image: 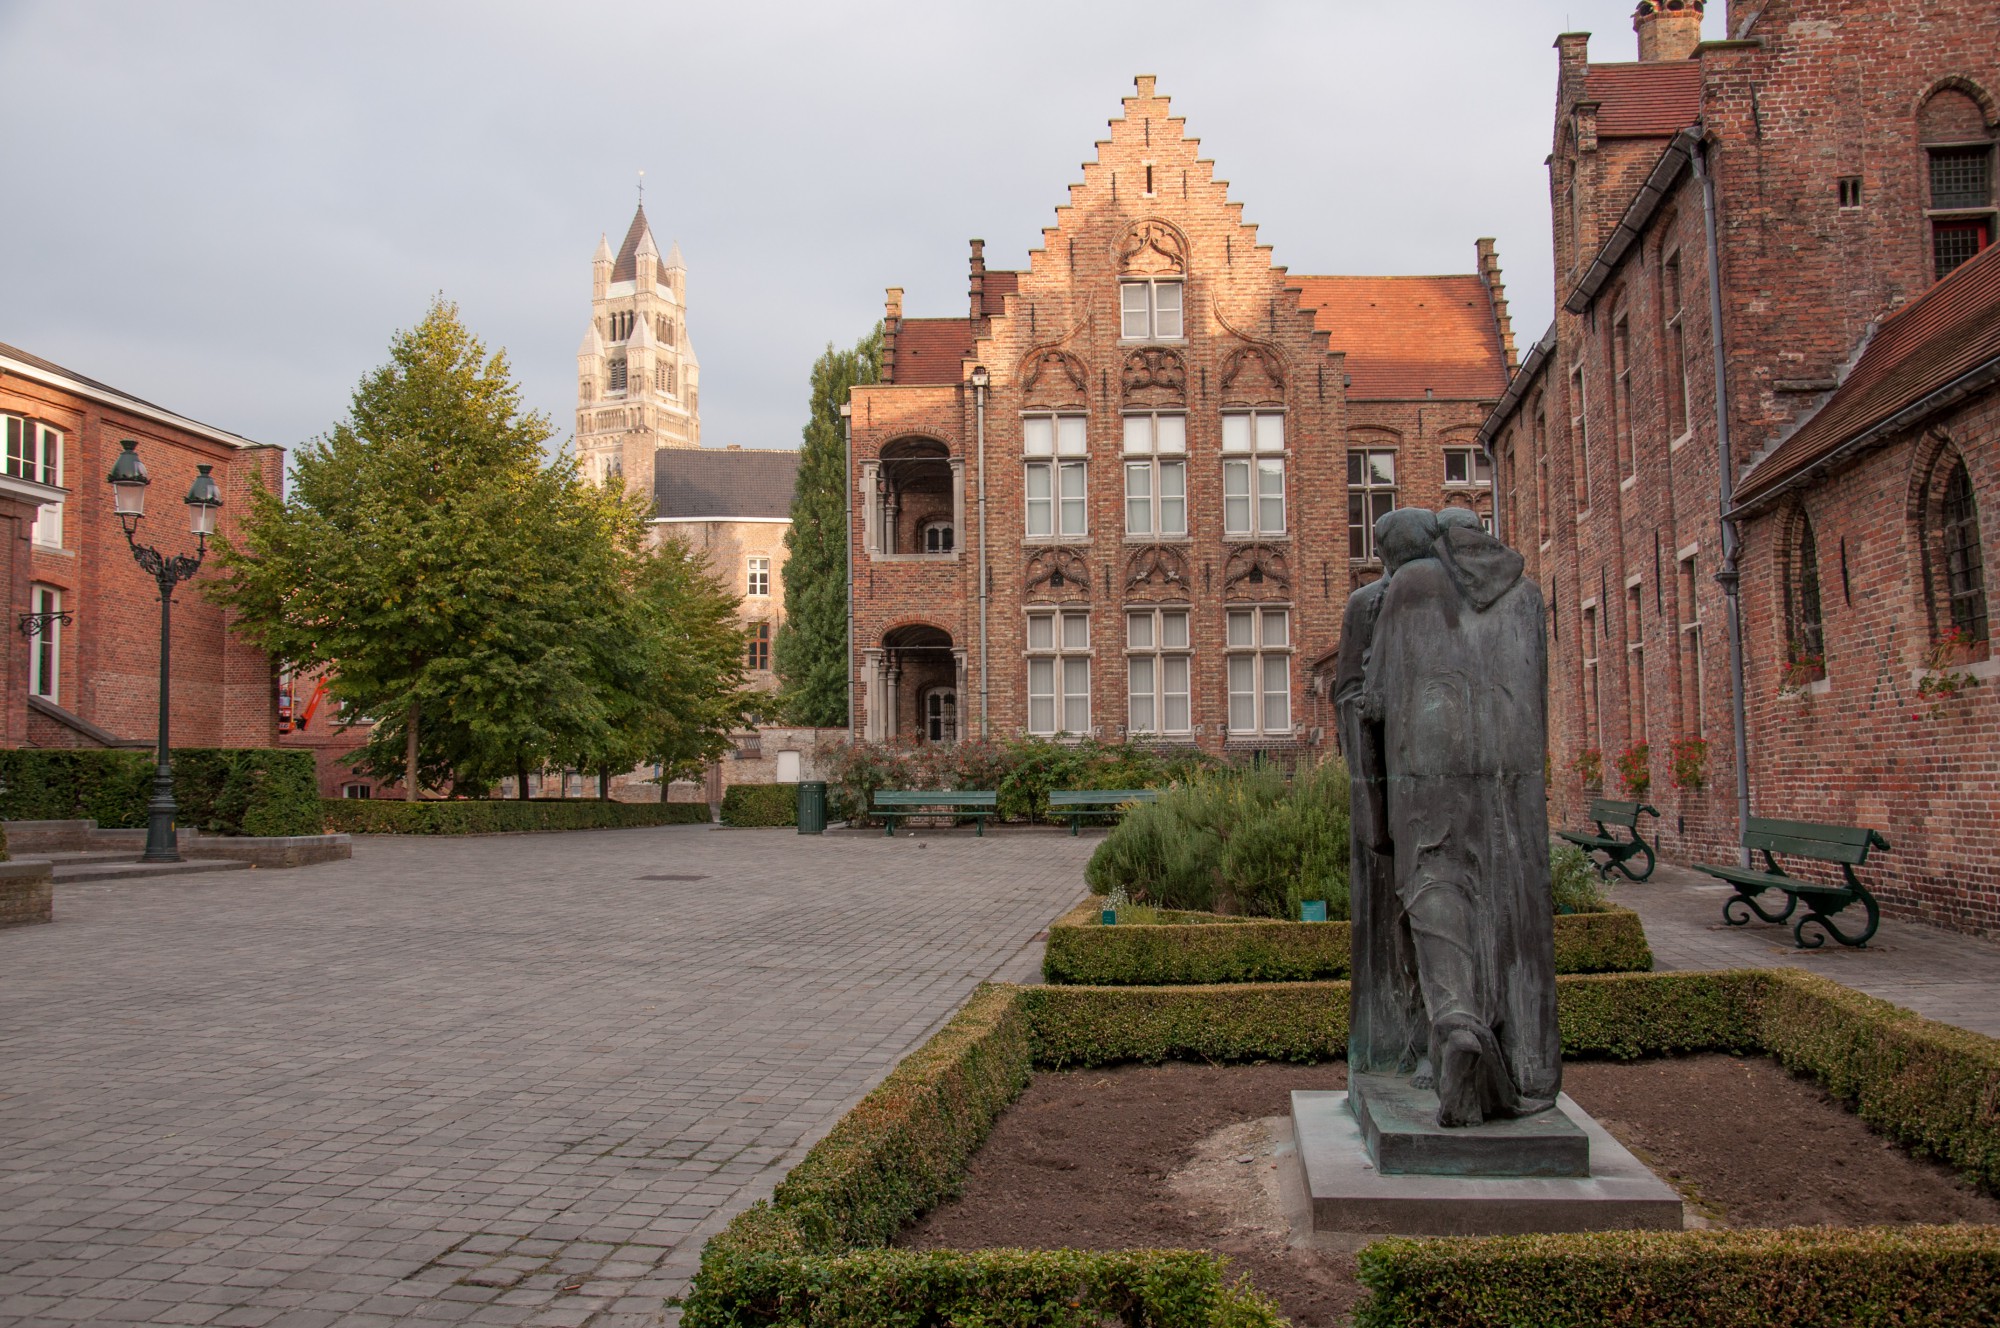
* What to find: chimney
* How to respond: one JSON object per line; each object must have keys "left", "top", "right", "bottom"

{"left": 968, "top": 239, "right": 987, "bottom": 321}
{"left": 1634, "top": 0, "right": 1704, "bottom": 61}
{"left": 1554, "top": 31, "right": 1591, "bottom": 95}
{"left": 882, "top": 287, "right": 903, "bottom": 384}
{"left": 1475, "top": 238, "right": 1519, "bottom": 371}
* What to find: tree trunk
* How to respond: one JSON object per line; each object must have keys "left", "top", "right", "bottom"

{"left": 404, "top": 701, "right": 419, "bottom": 803}
{"left": 598, "top": 768, "right": 609, "bottom": 800}
{"left": 517, "top": 759, "right": 530, "bottom": 800}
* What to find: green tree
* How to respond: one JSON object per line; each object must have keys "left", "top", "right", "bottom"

{"left": 210, "top": 298, "right": 639, "bottom": 799}
{"left": 775, "top": 325, "right": 881, "bottom": 726}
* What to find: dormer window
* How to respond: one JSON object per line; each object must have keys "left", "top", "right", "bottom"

{"left": 1120, "top": 279, "right": 1183, "bottom": 340}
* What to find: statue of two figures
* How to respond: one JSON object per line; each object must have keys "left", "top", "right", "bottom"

{"left": 1335, "top": 507, "right": 1561, "bottom": 1131}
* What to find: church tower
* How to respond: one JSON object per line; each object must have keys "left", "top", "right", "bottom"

{"left": 575, "top": 204, "right": 701, "bottom": 493}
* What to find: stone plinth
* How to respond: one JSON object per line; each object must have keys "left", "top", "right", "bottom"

{"left": 1348, "top": 1072, "right": 1589, "bottom": 1177}
{"left": 1292, "top": 1090, "right": 1683, "bottom": 1236}
{"left": 0, "top": 859, "right": 54, "bottom": 928}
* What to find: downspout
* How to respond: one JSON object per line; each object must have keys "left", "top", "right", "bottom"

{"left": 973, "top": 371, "right": 991, "bottom": 740}
{"left": 1693, "top": 136, "right": 1752, "bottom": 866}
{"left": 842, "top": 402, "right": 855, "bottom": 741}
{"left": 1481, "top": 439, "right": 1504, "bottom": 544}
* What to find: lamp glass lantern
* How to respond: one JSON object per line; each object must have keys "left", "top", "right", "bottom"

{"left": 185, "top": 465, "right": 223, "bottom": 537}
{"left": 970, "top": 365, "right": 990, "bottom": 389}
{"left": 108, "top": 439, "right": 151, "bottom": 519}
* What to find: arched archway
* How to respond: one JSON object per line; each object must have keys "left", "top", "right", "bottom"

{"left": 869, "top": 623, "right": 963, "bottom": 743}
{"left": 873, "top": 438, "right": 958, "bottom": 556}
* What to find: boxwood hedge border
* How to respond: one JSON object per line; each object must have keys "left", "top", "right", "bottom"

{"left": 685, "top": 968, "right": 2000, "bottom": 1328}
{"left": 321, "top": 798, "right": 710, "bottom": 835}
{"left": 1041, "top": 902, "right": 1655, "bottom": 985}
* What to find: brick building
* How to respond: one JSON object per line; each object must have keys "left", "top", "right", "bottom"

{"left": 1481, "top": 0, "right": 2000, "bottom": 933}
{"left": 0, "top": 342, "right": 281, "bottom": 753}
{"left": 847, "top": 77, "right": 1513, "bottom": 755}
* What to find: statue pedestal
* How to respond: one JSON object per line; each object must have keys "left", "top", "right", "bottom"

{"left": 1348, "top": 1073, "right": 1589, "bottom": 1177}
{"left": 1291, "top": 1090, "right": 1683, "bottom": 1236}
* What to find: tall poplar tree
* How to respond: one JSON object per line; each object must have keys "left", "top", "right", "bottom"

{"left": 775, "top": 325, "right": 880, "bottom": 727}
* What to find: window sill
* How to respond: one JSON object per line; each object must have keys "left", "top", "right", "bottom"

{"left": 1122, "top": 535, "right": 1193, "bottom": 545}
{"left": 1223, "top": 532, "right": 1291, "bottom": 542}
{"left": 1021, "top": 537, "right": 1092, "bottom": 547}
{"left": 30, "top": 543, "right": 73, "bottom": 556}
{"left": 1576, "top": 509, "right": 1593, "bottom": 524}
{"left": 869, "top": 552, "right": 960, "bottom": 563}
{"left": 1440, "top": 482, "right": 1493, "bottom": 492}
{"left": 1619, "top": 474, "right": 1638, "bottom": 492}
{"left": 1117, "top": 337, "right": 1188, "bottom": 347}
{"left": 1668, "top": 428, "right": 1695, "bottom": 453}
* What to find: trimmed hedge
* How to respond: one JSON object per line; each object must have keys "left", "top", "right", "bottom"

{"left": 1041, "top": 902, "right": 1654, "bottom": 985}
{"left": 322, "top": 798, "right": 709, "bottom": 834}
{"left": 686, "top": 968, "right": 2000, "bottom": 1328}
{"left": 0, "top": 747, "right": 323, "bottom": 836}
{"left": 721, "top": 784, "right": 798, "bottom": 828}
{"left": 1354, "top": 1225, "right": 2000, "bottom": 1328}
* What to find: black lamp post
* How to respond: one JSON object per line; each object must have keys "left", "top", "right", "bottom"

{"left": 108, "top": 440, "right": 223, "bottom": 863}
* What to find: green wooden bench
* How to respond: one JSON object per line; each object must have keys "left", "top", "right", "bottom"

{"left": 872, "top": 790, "right": 998, "bottom": 837}
{"left": 1696, "top": 816, "right": 1892, "bottom": 949}
{"left": 1556, "top": 798, "right": 1661, "bottom": 881}
{"left": 1048, "top": 789, "right": 1161, "bottom": 836}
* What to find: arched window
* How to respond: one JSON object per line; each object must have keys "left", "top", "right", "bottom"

{"left": 924, "top": 688, "right": 958, "bottom": 743}
{"left": 1784, "top": 511, "right": 1826, "bottom": 681}
{"left": 1940, "top": 458, "right": 1989, "bottom": 641}
{"left": 921, "top": 520, "right": 955, "bottom": 553}
{"left": 1918, "top": 85, "right": 1996, "bottom": 281}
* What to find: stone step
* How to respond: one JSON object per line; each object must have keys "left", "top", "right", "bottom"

{"left": 52, "top": 858, "right": 254, "bottom": 885}
{"left": 35, "top": 850, "right": 146, "bottom": 866}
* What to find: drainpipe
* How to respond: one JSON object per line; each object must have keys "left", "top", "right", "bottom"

{"left": 971, "top": 366, "right": 992, "bottom": 740}
{"left": 1481, "top": 439, "right": 1504, "bottom": 544}
{"left": 841, "top": 401, "right": 855, "bottom": 741}
{"left": 1694, "top": 136, "right": 1752, "bottom": 867}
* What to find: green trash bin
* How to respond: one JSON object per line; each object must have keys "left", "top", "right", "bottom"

{"left": 796, "top": 780, "right": 828, "bottom": 835}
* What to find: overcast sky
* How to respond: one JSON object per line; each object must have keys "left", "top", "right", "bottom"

{"left": 1, "top": 1, "right": 1724, "bottom": 460}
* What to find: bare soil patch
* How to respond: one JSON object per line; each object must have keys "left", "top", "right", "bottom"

{"left": 897, "top": 1055, "right": 1999, "bottom": 1327}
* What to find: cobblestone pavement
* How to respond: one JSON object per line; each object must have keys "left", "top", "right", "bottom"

{"left": 1607, "top": 861, "right": 2000, "bottom": 1037}
{"left": 0, "top": 826, "right": 1094, "bottom": 1327}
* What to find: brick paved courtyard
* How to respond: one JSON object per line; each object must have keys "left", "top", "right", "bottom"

{"left": 0, "top": 826, "right": 1093, "bottom": 1327}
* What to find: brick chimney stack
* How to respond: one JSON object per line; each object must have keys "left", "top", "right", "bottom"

{"left": 882, "top": 287, "right": 903, "bottom": 384}
{"left": 1634, "top": 0, "right": 1704, "bottom": 62}
{"left": 968, "top": 239, "right": 987, "bottom": 321}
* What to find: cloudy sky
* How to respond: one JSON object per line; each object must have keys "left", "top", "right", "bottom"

{"left": 2, "top": 1, "right": 1725, "bottom": 459}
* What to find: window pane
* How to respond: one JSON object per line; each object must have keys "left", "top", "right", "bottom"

{"left": 1059, "top": 463, "right": 1086, "bottom": 535}
{"left": 1262, "top": 654, "right": 1290, "bottom": 730}
{"left": 1475, "top": 451, "right": 1494, "bottom": 483}
{"left": 1228, "top": 656, "right": 1256, "bottom": 731}
{"left": 1445, "top": 450, "right": 1469, "bottom": 484}
{"left": 1121, "top": 283, "right": 1149, "bottom": 338}
{"left": 1221, "top": 413, "right": 1251, "bottom": 453}
{"left": 1059, "top": 462, "right": 1085, "bottom": 499}
{"left": 1061, "top": 612, "right": 1089, "bottom": 650}
{"left": 1029, "top": 674, "right": 1055, "bottom": 734}
{"left": 1025, "top": 463, "right": 1052, "bottom": 537}
{"left": 1155, "top": 413, "right": 1186, "bottom": 453}
{"left": 1258, "top": 460, "right": 1285, "bottom": 533}
{"left": 1127, "top": 611, "right": 1154, "bottom": 649}
{"left": 1128, "top": 656, "right": 1155, "bottom": 732}
{"left": 1226, "top": 610, "right": 1254, "bottom": 648}
{"left": 1028, "top": 614, "right": 1054, "bottom": 651}
{"left": 1029, "top": 656, "right": 1054, "bottom": 694}
{"left": 1126, "top": 462, "right": 1152, "bottom": 534}
{"left": 1254, "top": 412, "right": 1284, "bottom": 453}
{"left": 1371, "top": 451, "right": 1396, "bottom": 486}
{"left": 1153, "top": 282, "right": 1182, "bottom": 338}
{"left": 1062, "top": 657, "right": 1090, "bottom": 731}
{"left": 1159, "top": 461, "right": 1186, "bottom": 535}
{"left": 1347, "top": 450, "right": 1363, "bottom": 485}
{"left": 1057, "top": 415, "right": 1088, "bottom": 456}
{"left": 1163, "top": 656, "right": 1190, "bottom": 731}
{"left": 1123, "top": 415, "right": 1150, "bottom": 454}
{"left": 1223, "top": 460, "right": 1250, "bottom": 534}
{"left": 1024, "top": 416, "right": 1053, "bottom": 455}
{"left": 1261, "top": 609, "right": 1288, "bottom": 648}
{"left": 1370, "top": 491, "right": 1394, "bottom": 527}
{"left": 1349, "top": 494, "right": 1368, "bottom": 559}
{"left": 1161, "top": 610, "right": 1189, "bottom": 649}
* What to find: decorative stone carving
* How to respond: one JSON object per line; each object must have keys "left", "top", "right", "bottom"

{"left": 1118, "top": 220, "right": 1186, "bottom": 276}
{"left": 1123, "top": 544, "right": 1193, "bottom": 600}
{"left": 1220, "top": 344, "right": 1285, "bottom": 404}
{"left": 1223, "top": 543, "right": 1291, "bottom": 596}
{"left": 1019, "top": 346, "right": 1088, "bottom": 403}
{"left": 1025, "top": 547, "right": 1091, "bottom": 601}
{"left": 1121, "top": 347, "right": 1187, "bottom": 406}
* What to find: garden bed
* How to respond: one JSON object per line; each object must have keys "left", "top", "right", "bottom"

{"left": 1042, "top": 901, "right": 1654, "bottom": 984}
{"left": 899, "top": 1056, "right": 2000, "bottom": 1325}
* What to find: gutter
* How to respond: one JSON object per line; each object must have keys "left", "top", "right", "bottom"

{"left": 1726, "top": 353, "right": 2000, "bottom": 521}
{"left": 1476, "top": 322, "right": 1558, "bottom": 450}
{"left": 0, "top": 356, "right": 265, "bottom": 452}
{"left": 1563, "top": 127, "right": 1702, "bottom": 316}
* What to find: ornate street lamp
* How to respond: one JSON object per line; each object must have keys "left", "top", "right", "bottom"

{"left": 107, "top": 440, "right": 223, "bottom": 862}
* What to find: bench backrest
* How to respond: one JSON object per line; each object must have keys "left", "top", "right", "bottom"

{"left": 1588, "top": 798, "right": 1652, "bottom": 827}
{"left": 1743, "top": 816, "right": 1890, "bottom": 865}
{"left": 873, "top": 790, "right": 998, "bottom": 809}
{"left": 1048, "top": 789, "right": 1162, "bottom": 807}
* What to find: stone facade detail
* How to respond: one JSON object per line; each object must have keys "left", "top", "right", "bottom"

{"left": 574, "top": 205, "right": 701, "bottom": 495}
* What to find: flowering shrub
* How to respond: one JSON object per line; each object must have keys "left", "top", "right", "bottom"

{"left": 1614, "top": 742, "right": 1651, "bottom": 799}
{"left": 1570, "top": 747, "right": 1604, "bottom": 791}
{"left": 1914, "top": 626, "right": 1985, "bottom": 719}
{"left": 1669, "top": 736, "right": 1709, "bottom": 792}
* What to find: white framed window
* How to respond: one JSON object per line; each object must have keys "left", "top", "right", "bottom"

{"left": 1024, "top": 414, "right": 1088, "bottom": 539}
{"left": 1223, "top": 411, "right": 1285, "bottom": 537}
{"left": 1571, "top": 363, "right": 1593, "bottom": 512}
{"left": 1347, "top": 448, "right": 1397, "bottom": 559}
{"left": 1023, "top": 413, "right": 1088, "bottom": 457}
{"left": 1122, "top": 413, "right": 1187, "bottom": 537}
{"left": 27, "top": 584, "right": 60, "bottom": 700}
{"left": 921, "top": 521, "right": 955, "bottom": 553}
{"left": 1225, "top": 607, "right": 1291, "bottom": 735}
{"left": 341, "top": 783, "right": 372, "bottom": 800}
{"left": 5, "top": 416, "right": 62, "bottom": 547}
{"left": 1120, "top": 279, "right": 1184, "bottom": 340}
{"left": 746, "top": 556, "right": 770, "bottom": 597}
{"left": 1026, "top": 609, "right": 1091, "bottom": 735}
{"left": 1126, "top": 608, "right": 1191, "bottom": 735}
{"left": 1442, "top": 447, "right": 1493, "bottom": 488}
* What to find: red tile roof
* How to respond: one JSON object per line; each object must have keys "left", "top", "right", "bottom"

{"left": 1584, "top": 62, "right": 1703, "bottom": 138}
{"left": 1736, "top": 243, "right": 2000, "bottom": 508}
{"left": 1294, "top": 275, "right": 1510, "bottom": 400}
{"left": 981, "top": 270, "right": 1020, "bottom": 317}
{"left": 892, "top": 317, "right": 975, "bottom": 385}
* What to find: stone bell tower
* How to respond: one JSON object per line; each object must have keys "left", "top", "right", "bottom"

{"left": 574, "top": 203, "right": 701, "bottom": 495}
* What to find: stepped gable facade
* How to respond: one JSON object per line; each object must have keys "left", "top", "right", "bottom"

{"left": 1482, "top": 0, "right": 2000, "bottom": 934}
{"left": 847, "top": 77, "right": 1512, "bottom": 752}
